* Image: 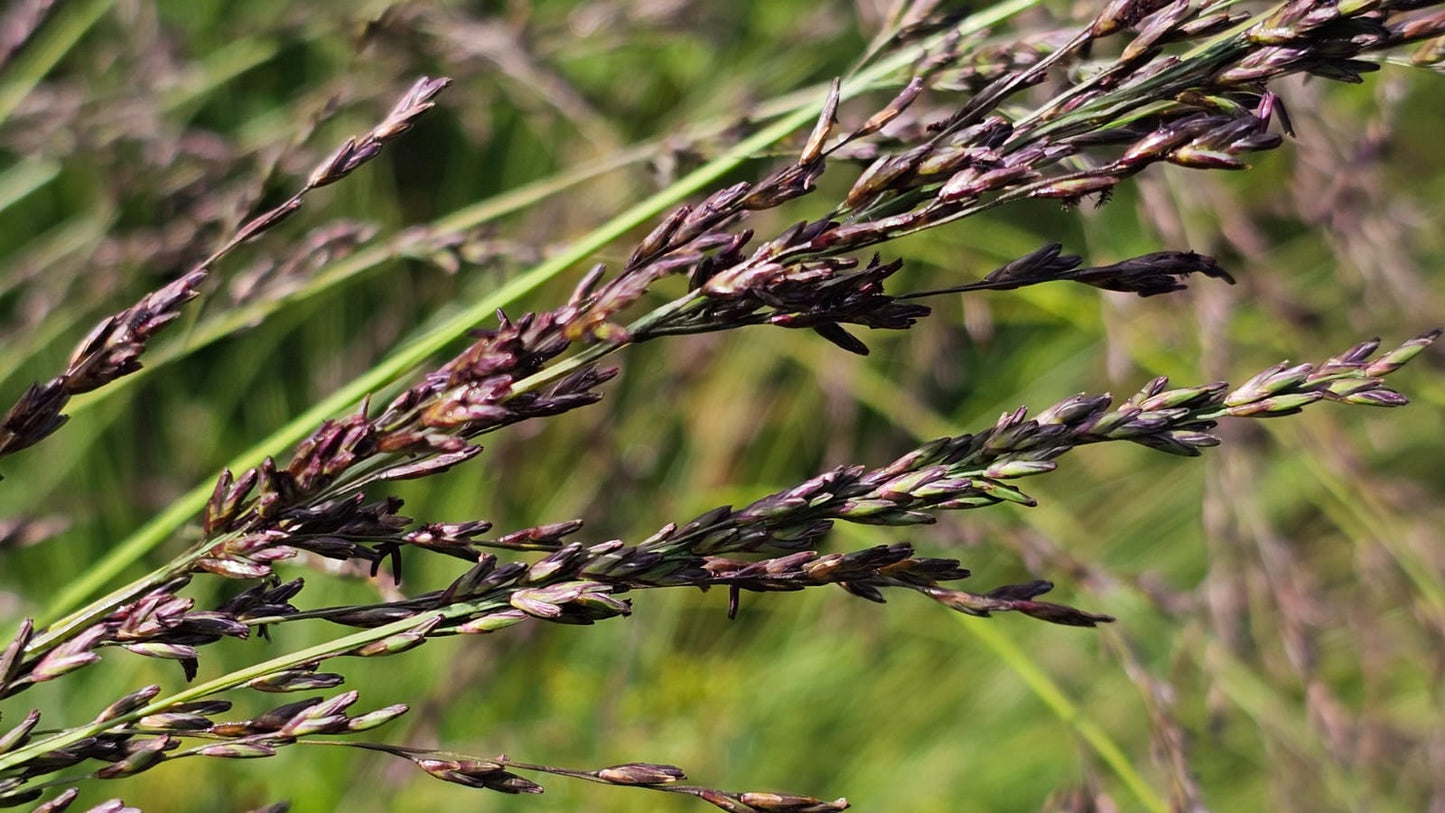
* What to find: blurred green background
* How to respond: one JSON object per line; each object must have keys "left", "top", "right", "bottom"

{"left": 1, "top": 1, "right": 1443, "bottom": 810}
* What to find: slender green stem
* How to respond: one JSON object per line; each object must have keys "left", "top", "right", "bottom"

{"left": 958, "top": 617, "right": 1171, "bottom": 813}
{"left": 26, "top": 546, "right": 216, "bottom": 655}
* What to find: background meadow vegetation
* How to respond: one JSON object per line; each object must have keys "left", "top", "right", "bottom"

{"left": 1, "top": 0, "right": 1443, "bottom": 810}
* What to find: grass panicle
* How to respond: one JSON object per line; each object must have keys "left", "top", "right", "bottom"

{"left": 0, "top": 0, "right": 1441, "bottom": 810}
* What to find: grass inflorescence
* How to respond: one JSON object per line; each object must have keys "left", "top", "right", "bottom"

{"left": 1, "top": 1, "right": 1443, "bottom": 810}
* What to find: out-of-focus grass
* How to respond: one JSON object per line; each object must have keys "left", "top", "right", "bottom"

{"left": 1, "top": 2, "right": 1442, "bottom": 811}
